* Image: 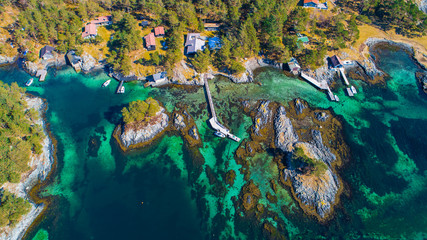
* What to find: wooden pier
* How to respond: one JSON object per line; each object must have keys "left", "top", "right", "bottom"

{"left": 300, "top": 72, "right": 339, "bottom": 101}
{"left": 36, "top": 70, "right": 47, "bottom": 82}
{"left": 203, "top": 76, "right": 241, "bottom": 142}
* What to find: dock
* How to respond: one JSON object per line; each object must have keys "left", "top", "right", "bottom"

{"left": 300, "top": 72, "right": 329, "bottom": 90}
{"left": 36, "top": 70, "right": 47, "bottom": 82}
{"left": 203, "top": 76, "right": 241, "bottom": 142}
{"left": 300, "top": 72, "right": 338, "bottom": 101}
{"left": 116, "top": 80, "right": 124, "bottom": 94}
{"left": 339, "top": 68, "right": 349, "bottom": 85}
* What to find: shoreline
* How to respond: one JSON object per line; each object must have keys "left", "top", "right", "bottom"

{"left": 0, "top": 96, "right": 56, "bottom": 240}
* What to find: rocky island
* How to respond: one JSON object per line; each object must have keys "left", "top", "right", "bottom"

{"left": 236, "top": 98, "right": 348, "bottom": 223}
{"left": 114, "top": 98, "right": 169, "bottom": 150}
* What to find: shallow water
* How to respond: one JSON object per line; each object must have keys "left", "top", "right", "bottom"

{"left": 1, "top": 46, "right": 426, "bottom": 239}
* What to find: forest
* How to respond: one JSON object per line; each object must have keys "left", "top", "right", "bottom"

{"left": 0, "top": 81, "right": 44, "bottom": 185}
{"left": 0, "top": 190, "right": 31, "bottom": 228}
{"left": 0, "top": 0, "right": 425, "bottom": 72}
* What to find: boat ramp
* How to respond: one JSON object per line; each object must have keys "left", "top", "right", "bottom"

{"left": 203, "top": 76, "right": 241, "bottom": 142}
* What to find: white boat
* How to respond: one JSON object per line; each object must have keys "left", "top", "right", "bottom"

{"left": 214, "top": 131, "right": 225, "bottom": 138}
{"left": 102, "top": 79, "right": 111, "bottom": 87}
{"left": 351, "top": 85, "right": 357, "bottom": 94}
{"left": 25, "top": 78, "right": 33, "bottom": 86}
{"left": 119, "top": 86, "right": 125, "bottom": 94}
{"left": 346, "top": 88, "right": 354, "bottom": 97}
{"left": 334, "top": 95, "right": 340, "bottom": 102}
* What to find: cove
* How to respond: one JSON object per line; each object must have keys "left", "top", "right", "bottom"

{"left": 0, "top": 45, "right": 426, "bottom": 239}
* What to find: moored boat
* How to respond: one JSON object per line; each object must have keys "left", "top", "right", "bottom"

{"left": 214, "top": 131, "right": 226, "bottom": 138}
{"left": 119, "top": 86, "right": 125, "bottom": 94}
{"left": 25, "top": 78, "right": 33, "bottom": 86}
{"left": 102, "top": 79, "right": 111, "bottom": 87}
{"left": 351, "top": 85, "right": 357, "bottom": 94}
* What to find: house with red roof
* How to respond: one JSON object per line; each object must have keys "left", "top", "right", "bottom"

{"left": 82, "top": 23, "right": 97, "bottom": 39}
{"left": 91, "top": 16, "right": 113, "bottom": 26}
{"left": 154, "top": 27, "right": 165, "bottom": 37}
{"left": 144, "top": 33, "right": 156, "bottom": 51}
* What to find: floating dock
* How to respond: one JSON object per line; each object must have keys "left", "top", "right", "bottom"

{"left": 36, "top": 70, "right": 47, "bottom": 82}
{"left": 116, "top": 80, "right": 124, "bottom": 94}
{"left": 203, "top": 76, "right": 240, "bottom": 142}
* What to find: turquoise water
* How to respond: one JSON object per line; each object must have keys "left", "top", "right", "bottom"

{"left": 0, "top": 46, "right": 426, "bottom": 239}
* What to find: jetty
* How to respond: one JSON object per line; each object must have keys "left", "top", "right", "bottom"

{"left": 203, "top": 76, "right": 241, "bottom": 142}
{"left": 300, "top": 72, "right": 338, "bottom": 101}
{"left": 339, "top": 67, "right": 358, "bottom": 96}
{"left": 116, "top": 80, "right": 124, "bottom": 94}
{"left": 36, "top": 70, "right": 47, "bottom": 82}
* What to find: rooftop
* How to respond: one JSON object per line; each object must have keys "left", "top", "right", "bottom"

{"left": 82, "top": 23, "right": 97, "bottom": 38}
{"left": 144, "top": 33, "right": 156, "bottom": 46}
{"left": 92, "top": 16, "right": 112, "bottom": 25}
{"left": 154, "top": 26, "right": 165, "bottom": 36}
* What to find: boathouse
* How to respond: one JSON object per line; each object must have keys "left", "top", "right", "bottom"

{"left": 329, "top": 55, "right": 343, "bottom": 68}
{"left": 287, "top": 58, "right": 301, "bottom": 75}
{"left": 144, "top": 33, "right": 156, "bottom": 51}
{"left": 66, "top": 51, "right": 82, "bottom": 72}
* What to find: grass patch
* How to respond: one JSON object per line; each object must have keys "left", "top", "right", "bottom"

{"left": 292, "top": 147, "right": 328, "bottom": 177}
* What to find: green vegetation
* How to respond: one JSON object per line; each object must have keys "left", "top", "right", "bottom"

{"left": 0, "top": 190, "right": 31, "bottom": 228}
{"left": 292, "top": 147, "right": 328, "bottom": 177}
{"left": 340, "top": 0, "right": 427, "bottom": 37}
{"left": 107, "top": 12, "right": 142, "bottom": 75}
{"left": 0, "top": 81, "right": 44, "bottom": 185}
{"left": 191, "top": 48, "right": 211, "bottom": 73}
{"left": 121, "top": 98, "right": 161, "bottom": 125}
{"left": 3, "top": 0, "right": 425, "bottom": 72}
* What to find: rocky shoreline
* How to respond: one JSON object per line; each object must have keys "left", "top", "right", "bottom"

{"left": 114, "top": 106, "right": 169, "bottom": 151}
{"left": 236, "top": 98, "right": 348, "bottom": 223}
{"left": 0, "top": 96, "right": 55, "bottom": 240}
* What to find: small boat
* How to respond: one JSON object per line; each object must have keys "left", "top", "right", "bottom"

{"left": 25, "top": 78, "right": 33, "bottom": 86}
{"left": 214, "top": 131, "right": 226, "bottom": 138}
{"left": 102, "top": 79, "right": 111, "bottom": 87}
{"left": 334, "top": 95, "right": 340, "bottom": 102}
{"left": 346, "top": 88, "right": 354, "bottom": 97}
{"left": 351, "top": 85, "right": 357, "bottom": 94}
{"left": 119, "top": 86, "right": 125, "bottom": 94}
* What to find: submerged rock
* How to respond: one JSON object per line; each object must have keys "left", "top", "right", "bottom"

{"left": 119, "top": 107, "right": 169, "bottom": 148}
